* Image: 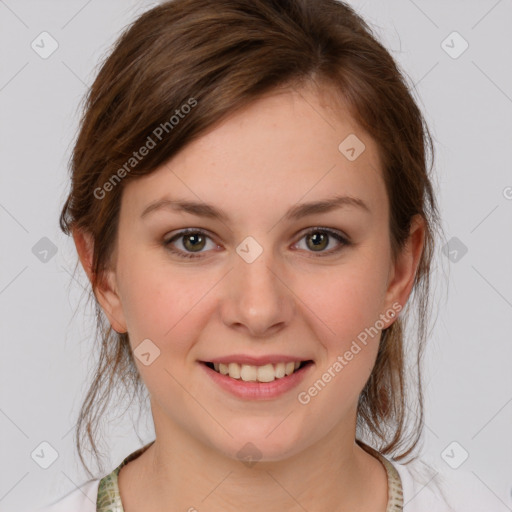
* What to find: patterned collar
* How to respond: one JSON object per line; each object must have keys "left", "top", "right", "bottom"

{"left": 356, "top": 439, "right": 404, "bottom": 511}
{"left": 96, "top": 439, "right": 403, "bottom": 511}
{"left": 96, "top": 440, "right": 155, "bottom": 511}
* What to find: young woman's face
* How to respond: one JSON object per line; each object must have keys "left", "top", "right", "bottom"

{"left": 95, "top": 85, "right": 421, "bottom": 462}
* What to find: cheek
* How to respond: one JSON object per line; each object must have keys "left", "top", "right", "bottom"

{"left": 296, "top": 269, "right": 387, "bottom": 414}
{"left": 295, "top": 256, "right": 390, "bottom": 406}
{"left": 117, "top": 265, "right": 213, "bottom": 399}
{"left": 307, "top": 260, "right": 388, "bottom": 342}
{"left": 117, "top": 252, "right": 212, "bottom": 353}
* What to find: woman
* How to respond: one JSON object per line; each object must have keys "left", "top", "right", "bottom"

{"left": 40, "top": 0, "right": 493, "bottom": 510}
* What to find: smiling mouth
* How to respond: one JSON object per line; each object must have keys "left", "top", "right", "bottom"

{"left": 202, "top": 360, "right": 314, "bottom": 382}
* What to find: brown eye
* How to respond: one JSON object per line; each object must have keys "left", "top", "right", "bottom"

{"left": 306, "top": 231, "right": 329, "bottom": 251}
{"left": 164, "top": 229, "right": 216, "bottom": 259}
{"left": 295, "top": 228, "right": 350, "bottom": 256}
{"left": 182, "top": 232, "right": 206, "bottom": 252}
{"left": 164, "top": 227, "right": 350, "bottom": 260}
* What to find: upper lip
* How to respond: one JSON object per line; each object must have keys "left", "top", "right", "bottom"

{"left": 201, "top": 354, "right": 313, "bottom": 366}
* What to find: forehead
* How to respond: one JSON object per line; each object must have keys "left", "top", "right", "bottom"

{"left": 121, "top": 86, "right": 386, "bottom": 223}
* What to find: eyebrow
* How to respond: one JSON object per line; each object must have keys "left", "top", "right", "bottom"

{"left": 140, "top": 194, "right": 371, "bottom": 222}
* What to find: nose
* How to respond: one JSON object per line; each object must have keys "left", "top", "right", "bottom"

{"left": 220, "top": 246, "right": 295, "bottom": 338}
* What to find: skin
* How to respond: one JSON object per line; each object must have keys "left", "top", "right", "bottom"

{"left": 74, "top": 83, "right": 425, "bottom": 512}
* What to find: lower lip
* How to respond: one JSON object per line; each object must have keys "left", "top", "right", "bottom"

{"left": 199, "top": 361, "right": 314, "bottom": 400}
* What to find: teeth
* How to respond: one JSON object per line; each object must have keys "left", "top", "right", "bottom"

{"left": 210, "top": 361, "right": 306, "bottom": 381}
{"left": 256, "top": 364, "right": 275, "bottom": 382}
{"left": 275, "top": 362, "right": 285, "bottom": 378}
{"left": 240, "top": 364, "right": 258, "bottom": 381}
{"left": 228, "top": 362, "right": 241, "bottom": 379}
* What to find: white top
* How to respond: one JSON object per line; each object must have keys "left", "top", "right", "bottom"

{"left": 37, "top": 452, "right": 508, "bottom": 511}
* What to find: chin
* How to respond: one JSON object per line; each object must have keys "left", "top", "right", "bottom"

{"left": 211, "top": 423, "right": 310, "bottom": 464}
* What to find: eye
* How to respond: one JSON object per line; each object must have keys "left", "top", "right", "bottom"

{"left": 164, "top": 228, "right": 218, "bottom": 259}
{"left": 293, "top": 227, "right": 351, "bottom": 256}
{"left": 163, "top": 227, "right": 351, "bottom": 260}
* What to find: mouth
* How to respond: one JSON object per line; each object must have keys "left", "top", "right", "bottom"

{"left": 201, "top": 360, "right": 314, "bottom": 383}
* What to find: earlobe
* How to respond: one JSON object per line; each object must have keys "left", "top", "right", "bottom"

{"left": 96, "top": 269, "right": 128, "bottom": 334}
{"left": 384, "top": 215, "right": 425, "bottom": 319}
{"left": 72, "top": 228, "right": 128, "bottom": 334}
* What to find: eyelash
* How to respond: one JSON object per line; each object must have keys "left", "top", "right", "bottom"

{"left": 163, "top": 227, "right": 351, "bottom": 260}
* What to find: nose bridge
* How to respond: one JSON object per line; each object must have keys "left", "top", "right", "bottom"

{"left": 235, "top": 237, "right": 282, "bottom": 305}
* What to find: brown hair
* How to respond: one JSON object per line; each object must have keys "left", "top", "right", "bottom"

{"left": 60, "top": 0, "right": 442, "bottom": 477}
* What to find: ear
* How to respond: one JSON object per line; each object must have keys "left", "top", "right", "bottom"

{"left": 72, "top": 228, "right": 128, "bottom": 334}
{"left": 384, "top": 214, "right": 425, "bottom": 317}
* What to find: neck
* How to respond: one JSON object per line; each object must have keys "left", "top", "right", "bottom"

{"left": 118, "top": 408, "right": 388, "bottom": 511}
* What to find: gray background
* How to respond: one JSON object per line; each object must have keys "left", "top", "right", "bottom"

{"left": 1, "top": 0, "right": 511, "bottom": 510}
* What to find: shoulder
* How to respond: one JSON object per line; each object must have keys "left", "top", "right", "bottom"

{"left": 37, "top": 479, "right": 100, "bottom": 512}
{"left": 390, "top": 455, "right": 509, "bottom": 511}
